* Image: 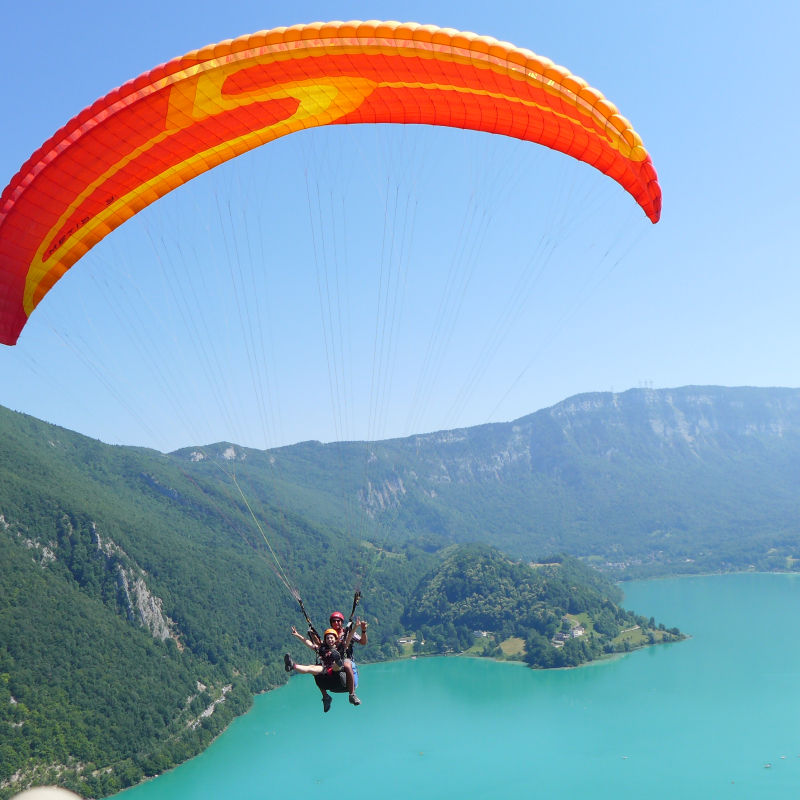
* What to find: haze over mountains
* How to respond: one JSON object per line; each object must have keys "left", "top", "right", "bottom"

{"left": 175, "top": 385, "right": 800, "bottom": 576}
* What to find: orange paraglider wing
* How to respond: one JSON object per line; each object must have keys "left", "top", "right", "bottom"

{"left": 0, "top": 21, "right": 661, "bottom": 346}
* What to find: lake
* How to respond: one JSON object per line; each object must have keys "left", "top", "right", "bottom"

{"left": 122, "top": 573, "right": 800, "bottom": 799}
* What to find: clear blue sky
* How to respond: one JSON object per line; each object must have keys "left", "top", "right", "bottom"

{"left": 1, "top": 0, "right": 798, "bottom": 452}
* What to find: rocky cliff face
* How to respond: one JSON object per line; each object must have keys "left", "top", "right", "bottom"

{"left": 358, "top": 476, "right": 407, "bottom": 516}
{"left": 1, "top": 514, "right": 57, "bottom": 567}
{"left": 193, "top": 386, "right": 800, "bottom": 571}
{"left": 2, "top": 509, "right": 181, "bottom": 644}
{"left": 548, "top": 387, "right": 798, "bottom": 446}
{"left": 167, "top": 386, "right": 800, "bottom": 572}
{"left": 91, "top": 522, "right": 179, "bottom": 643}
{"left": 393, "top": 386, "right": 800, "bottom": 487}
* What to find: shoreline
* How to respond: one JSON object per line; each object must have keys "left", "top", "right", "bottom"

{"left": 617, "top": 568, "right": 800, "bottom": 589}
{"left": 112, "top": 648, "right": 638, "bottom": 793}
{"left": 114, "top": 678, "right": 287, "bottom": 796}
{"left": 95, "top": 573, "right": 800, "bottom": 800}
{"left": 102, "top": 573, "right": 756, "bottom": 797}
{"left": 613, "top": 566, "right": 800, "bottom": 585}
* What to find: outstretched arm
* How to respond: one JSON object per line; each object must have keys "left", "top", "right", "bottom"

{"left": 291, "top": 626, "right": 316, "bottom": 650}
{"left": 342, "top": 622, "right": 358, "bottom": 653}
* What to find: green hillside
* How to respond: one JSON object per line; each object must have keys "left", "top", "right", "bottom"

{"left": 1, "top": 402, "right": 653, "bottom": 798}
{"left": 403, "top": 545, "right": 681, "bottom": 668}
{"left": 0, "top": 405, "right": 435, "bottom": 796}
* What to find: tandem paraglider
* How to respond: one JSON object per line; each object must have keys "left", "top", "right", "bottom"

{"left": 0, "top": 20, "right": 661, "bottom": 718}
{"left": 284, "top": 593, "right": 368, "bottom": 712}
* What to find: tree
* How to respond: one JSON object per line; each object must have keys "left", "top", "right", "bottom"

{"left": 523, "top": 632, "right": 555, "bottom": 669}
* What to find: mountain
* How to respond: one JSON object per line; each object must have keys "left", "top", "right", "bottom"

{"left": 177, "top": 386, "right": 800, "bottom": 577}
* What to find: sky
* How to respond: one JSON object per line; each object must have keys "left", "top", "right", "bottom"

{"left": 1, "top": 0, "right": 798, "bottom": 452}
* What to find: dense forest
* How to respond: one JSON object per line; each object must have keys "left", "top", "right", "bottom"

{"left": 0, "top": 404, "right": 435, "bottom": 797}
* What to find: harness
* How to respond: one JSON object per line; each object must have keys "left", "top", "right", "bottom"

{"left": 300, "top": 590, "right": 361, "bottom": 665}
{"left": 310, "top": 591, "right": 362, "bottom": 694}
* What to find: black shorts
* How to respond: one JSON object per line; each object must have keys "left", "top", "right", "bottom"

{"left": 314, "top": 670, "right": 348, "bottom": 694}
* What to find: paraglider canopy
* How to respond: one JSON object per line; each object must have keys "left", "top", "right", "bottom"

{"left": 0, "top": 20, "right": 661, "bottom": 347}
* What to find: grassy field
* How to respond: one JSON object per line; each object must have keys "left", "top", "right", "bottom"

{"left": 612, "top": 626, "right": 649, "bottom": 647}
{"left": 462, "top": 640, "right": 488, "bottom": 655}
{"left": 567, "top": 613, "right": 596, "bottom": 634}
{"left": 566, "top": 614, "right": 669, "bottom": 651}
{"left": 498, "top": 637, "right": 526, "bottom": 657}
{"left": 398, "top": 640, "right": 416, "bottom": 657}
{"left": 461, "top": 636, "right": 525, "bottom": 659}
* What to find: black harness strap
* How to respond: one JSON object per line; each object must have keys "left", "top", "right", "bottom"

{"left": 348, "top": 590, "right": 362, "bottom": 623}
{"left": 294, "top": 592, "right": 321, "bottom": 647}
{"left": 339, "top": 590, "right": 362, "bottom": 658}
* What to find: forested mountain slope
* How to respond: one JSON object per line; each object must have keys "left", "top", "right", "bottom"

{"left": 404, "top": 545, "right": 682, "bottom": 668}
{"left": 201, "top": 386, "right": 800, "bottom": 575}
{"left": 0, "top": 405, "right": 435, "bottom": 796}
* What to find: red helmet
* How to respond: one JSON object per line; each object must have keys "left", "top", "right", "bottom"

{"left": 329, "top": 611, "right": 345, "bottom": 623}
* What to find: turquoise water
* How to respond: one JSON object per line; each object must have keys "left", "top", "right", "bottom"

{"left": 123, "top": 573, "right": 800, "bottom": 799}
